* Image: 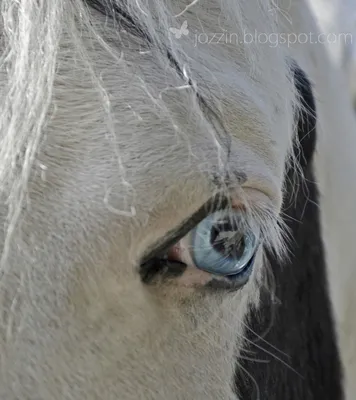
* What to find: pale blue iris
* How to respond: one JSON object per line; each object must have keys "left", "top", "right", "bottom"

{"left": 191, "top": 211, "right": 259, "bottom": 277}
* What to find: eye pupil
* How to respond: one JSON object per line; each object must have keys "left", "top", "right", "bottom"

{"left": 210, "top": 221, "right": 245, "bottom": 259}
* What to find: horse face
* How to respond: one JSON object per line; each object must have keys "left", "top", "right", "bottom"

{"left": 0, "top": 1, "right": 297, "bottom": 398}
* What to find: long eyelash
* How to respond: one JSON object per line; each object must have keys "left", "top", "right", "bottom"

{"left": 208, "top": 167, "right": 287, "bottom": 262}
{"left": 229, "top": 195, "right": 287, "bottom": 262}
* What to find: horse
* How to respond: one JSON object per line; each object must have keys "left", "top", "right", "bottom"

{"left": 0, "top": 1, "right": 355, "bottom": 399}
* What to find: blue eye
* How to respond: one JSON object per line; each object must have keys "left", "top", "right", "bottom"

{"left": 190, "top": 211, "right": 259, "bottom": 279}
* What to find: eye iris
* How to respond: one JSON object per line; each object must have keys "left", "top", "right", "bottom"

{"left": 191, "top": 211, "right": 258, "bottom": 277}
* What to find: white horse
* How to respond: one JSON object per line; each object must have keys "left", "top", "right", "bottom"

{"left": 0, "top": 1, "right": 355, "bottom": 399}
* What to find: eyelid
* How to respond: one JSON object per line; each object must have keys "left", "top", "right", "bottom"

{"left": 140, "top": 195, "right": 229, "bottom": 264}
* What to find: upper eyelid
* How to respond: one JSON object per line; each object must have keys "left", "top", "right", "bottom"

{"left": 140, "top": 195, "right": 230, "bottom": 264}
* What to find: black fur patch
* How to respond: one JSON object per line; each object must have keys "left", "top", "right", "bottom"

{"left": 234, "top": 68, "right": 344, "bottom": 399}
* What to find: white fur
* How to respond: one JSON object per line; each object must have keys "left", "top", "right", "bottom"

{"left": 0, "top": 0, "right": 354, "bottom": 399}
